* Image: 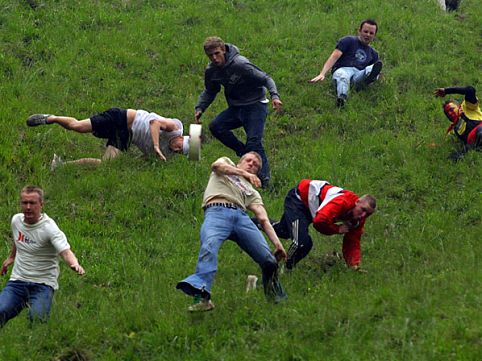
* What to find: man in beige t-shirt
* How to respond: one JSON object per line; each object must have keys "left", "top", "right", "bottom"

{"left": 177, "top": 152, "right": 287, "bottom": 312}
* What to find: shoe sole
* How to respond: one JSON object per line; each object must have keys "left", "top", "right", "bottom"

{"left": 365, "top": 62, "right": 382, "bottom": 85}
{"left": 27, "top": 114, "right": 50, "bottom": 127}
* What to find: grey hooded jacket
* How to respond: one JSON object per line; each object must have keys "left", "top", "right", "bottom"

{"left": 195, "top": 44, "right": 280, "bottom": 112}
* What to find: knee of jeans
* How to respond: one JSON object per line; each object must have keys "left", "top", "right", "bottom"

{"left": 208, "top": 121, "right": 222, "bottom": 136}
{"left": 333, "top": 69, "right": 349, "bottom": 82}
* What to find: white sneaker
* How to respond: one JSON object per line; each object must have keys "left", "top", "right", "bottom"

{"left": 50, "top": 153, "right": 64, "bottom": 171}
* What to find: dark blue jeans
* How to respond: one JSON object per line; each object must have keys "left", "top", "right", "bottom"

{"left": 208, "top": 102, "right": 270, "bottom": 182}
{"left": 0, "top": 280, "right": 54, "bottom": 327}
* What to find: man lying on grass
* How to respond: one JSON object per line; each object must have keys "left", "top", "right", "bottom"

{"left": 253, "top": 179, "right": 376, "bottom": 272}
{"left": 434, "top": 85, "right": 482, "bottom": 161}
{"left": 176, "top": 152, "right": 287, "bottom": 312}
{"left": 27, "top": 108, "right": 188, "bottom": 170}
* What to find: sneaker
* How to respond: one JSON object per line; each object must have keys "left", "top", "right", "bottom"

{"left": 336, "top": 94, "right": 347, "bottom": 108}
{"left": 50, "top": 153, "right": 64, "bottom": 171}
{"left": 27, "top": 114, "right": 52, "bottom": 127}
{"left": 188, "top": 295, "right": 215, "bottom": 312}
{"left": 364, "top": 60, "right": 383, "bottom": 85}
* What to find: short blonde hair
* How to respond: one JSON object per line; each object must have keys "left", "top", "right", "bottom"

{"left": 203, "top": 36, "right": 225, "bottom": 52}
{"left": 21, "top": 185, "right": 44, "bottom": 203}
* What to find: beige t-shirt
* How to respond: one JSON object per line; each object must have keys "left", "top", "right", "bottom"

{"left": 10, "top": 213, "right": 70, "bottom": 290}
{"left": 202, "top": 157, "right": 263, "bottom": 211}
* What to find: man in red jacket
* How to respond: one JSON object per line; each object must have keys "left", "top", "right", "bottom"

{"left": 259, "top": 179, "right": 376, "bottom": 271}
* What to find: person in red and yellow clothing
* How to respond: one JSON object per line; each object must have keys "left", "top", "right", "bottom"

{"left": 434, "top": 86, "right": 482, "bottom": 161}
{"left": 255, "top": 179, "right": 376, "bottom": 271}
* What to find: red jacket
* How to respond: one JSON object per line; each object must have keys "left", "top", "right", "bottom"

{"left": 297, "top": 179, "right": 365, "bottom": 267}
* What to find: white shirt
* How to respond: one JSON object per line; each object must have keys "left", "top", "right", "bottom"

{"left": 131, "top": 110, "right": 183, "bottom": 157}
{"left": 10, "top": 213, "right": 70, "bottom": 290}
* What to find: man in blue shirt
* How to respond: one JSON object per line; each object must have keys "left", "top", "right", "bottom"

{"left": 310, "top": 19, "right": 382, "bottom": 107}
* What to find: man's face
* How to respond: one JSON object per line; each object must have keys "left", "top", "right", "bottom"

{"left": 169, "top": 136, "right": 184, "bottom": 153}
{"left": 206, "top": 46, "right": 226, "bottom": 67}
{"left": 21, "top": 192, "right": 43, "bottom": 225}
{"left": 350, "top": 199, "right": 375, "bottom": 223}
{"left": 358, "top": 23, "right": 377, "bottom": 45}
{"left": 238, "top": 154, "right": 261, "bottom": 175}
{"left": 443, "top": 101, "right": 462, "bottom": 123}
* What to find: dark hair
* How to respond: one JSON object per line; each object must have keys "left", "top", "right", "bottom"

{"left": 359, "top": 19, "right": 378, "bottom": 33}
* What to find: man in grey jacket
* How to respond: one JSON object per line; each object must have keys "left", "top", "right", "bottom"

{"left": 194, "top": 36, "right": 283, "bottom": 188}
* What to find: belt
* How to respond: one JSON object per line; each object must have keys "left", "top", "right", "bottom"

{"left": 203, "top": 202, "right": 240, "bottom": 210}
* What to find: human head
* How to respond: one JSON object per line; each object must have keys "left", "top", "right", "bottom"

{"left": 20, "top": 185, "right": 44, "bottom": 224}
{"left": 203, "top": 36, "right": 227, "bottom": 67}
{"left": 237, "top": 151, "right": 262, "bottom": 175}
{"left": 169, "top": 135, "right": 185, "bottom": 154}
{"left": 358, "top": 19, "right": 378, "bottom": 45}
{"left": 350, "top": 194, "right": 376, "bottom": 223}
{"left": 443, "top": 100, "right": 462, "bottom": 123}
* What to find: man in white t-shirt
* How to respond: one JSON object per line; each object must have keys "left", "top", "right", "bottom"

{"left": 26, "top": 108, "right": 187, "bottom": 170}
{"left": 176, "top": 152, "right": 287, "bottom": 312}
{"left": 0, "top": 186, "right": 85, "bottom": 327}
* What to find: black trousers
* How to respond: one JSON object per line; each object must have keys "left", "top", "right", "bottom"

{"left": 274, "top": 188, "right": 314, "bottom": 269}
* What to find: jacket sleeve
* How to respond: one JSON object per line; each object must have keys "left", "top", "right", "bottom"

{"left": 244, "top": 63, "right": 280, "bottom": 100}
{"left": 312, "top": 201, "right": 343, "bottom": 235}
{"left": 195, "top": 70, "right": 221, "bottom": 112}
{"left": 443, "top": 86, "right": 477, "bottom": 104}
{"left": 342, "top": 225, "right": 363, "bottom": 267}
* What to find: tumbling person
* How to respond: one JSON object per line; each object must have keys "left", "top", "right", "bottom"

{"left": 255, "top": 179, "right": 376, "bottom": 271}
{"left": 0, "top": 186, "right": 85, "bottom": 327}
{"left": 434, "top": 86, "right": 482, "bottom": 160}
{"left": 310, "top": 19, "right": 382, "bottom": 107}
{"left": 27, "top": 108, "right": 187, "bottom": 170}
{"left": 176, "top": 152, "right": 287, "bottom": 312}
{"left": 194, "top": 36, "right": 283, "bottom": 188}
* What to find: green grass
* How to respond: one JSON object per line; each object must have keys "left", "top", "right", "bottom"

{"left": 0, "top": 0, "right": 481, "bottom": 360}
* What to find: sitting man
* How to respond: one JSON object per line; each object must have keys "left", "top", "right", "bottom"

{"left": 255, "top": 179, "right": 376, "bottom": 271}
{"left": 27, "top": 108, "right": 188, "bottom": 170}
{"left": 434, "top": 86, "right": 482, "bottom": 161}
{"left": 176, "top": 152, "right": 287, "bottom": 312}
{"left": 0, "top": 186, "right": 85, "bottom": 327}
{"left": 310, "top": 19, "right": 382, "bottom": 107}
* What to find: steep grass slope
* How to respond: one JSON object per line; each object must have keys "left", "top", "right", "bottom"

{"left": 0, "top": 1, "right": 480, "bottom": 360}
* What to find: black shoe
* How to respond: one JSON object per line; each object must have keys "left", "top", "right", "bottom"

{"left": 27, "top": 114, "right": 52, "bottom": 127}
{"left": 364, "top": 60, "right": 383, "bottom": 85}
{"left": 336, "top": 94, "right": 347, "bottom": 108}
{"left": 261, "top": 177, "right": 270, "bottom": 189}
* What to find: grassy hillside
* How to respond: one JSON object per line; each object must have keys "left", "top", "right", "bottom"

{"left": 0, "top": 0, "right": 481, "bottom": 360}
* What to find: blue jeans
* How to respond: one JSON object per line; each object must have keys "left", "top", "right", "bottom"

{"left": 208, "top": 102, "right": 270, "bottom": 182}
{"left": 0, "top": 280, "right": 54, "bottom": 327}
{"left": 177, "top": 206, "right": 286, "bottom": 302}
{"left": 332, "top": 64, "right": 377, "bottom": 97}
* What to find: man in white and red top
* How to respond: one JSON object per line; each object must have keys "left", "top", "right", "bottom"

{"left": 266, "top": 179, "right": 376, "bottom": 271}
{"left": 0, "top": 186, "right": 85, "bottom": 327}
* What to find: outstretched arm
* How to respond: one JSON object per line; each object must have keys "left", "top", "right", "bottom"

{"left": 60, "top": 249, "right": 85, "bottom": 275}
{"left": 149, "top": 118, "right": 180, "bottom": 161}
{"left": 211, "top": 159, "right": 261, "bottom": 188}
{"left": 1, "top": 244, "right": 16, "bottom": 276}
{"left": 434, "top": 86, "right": 477, "bottom": 103}
{"left": 310, "top": 49, "right": 343, "bottom": 83}
{"left": 248, "top": 203, "right": 287, "bottom": 262}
